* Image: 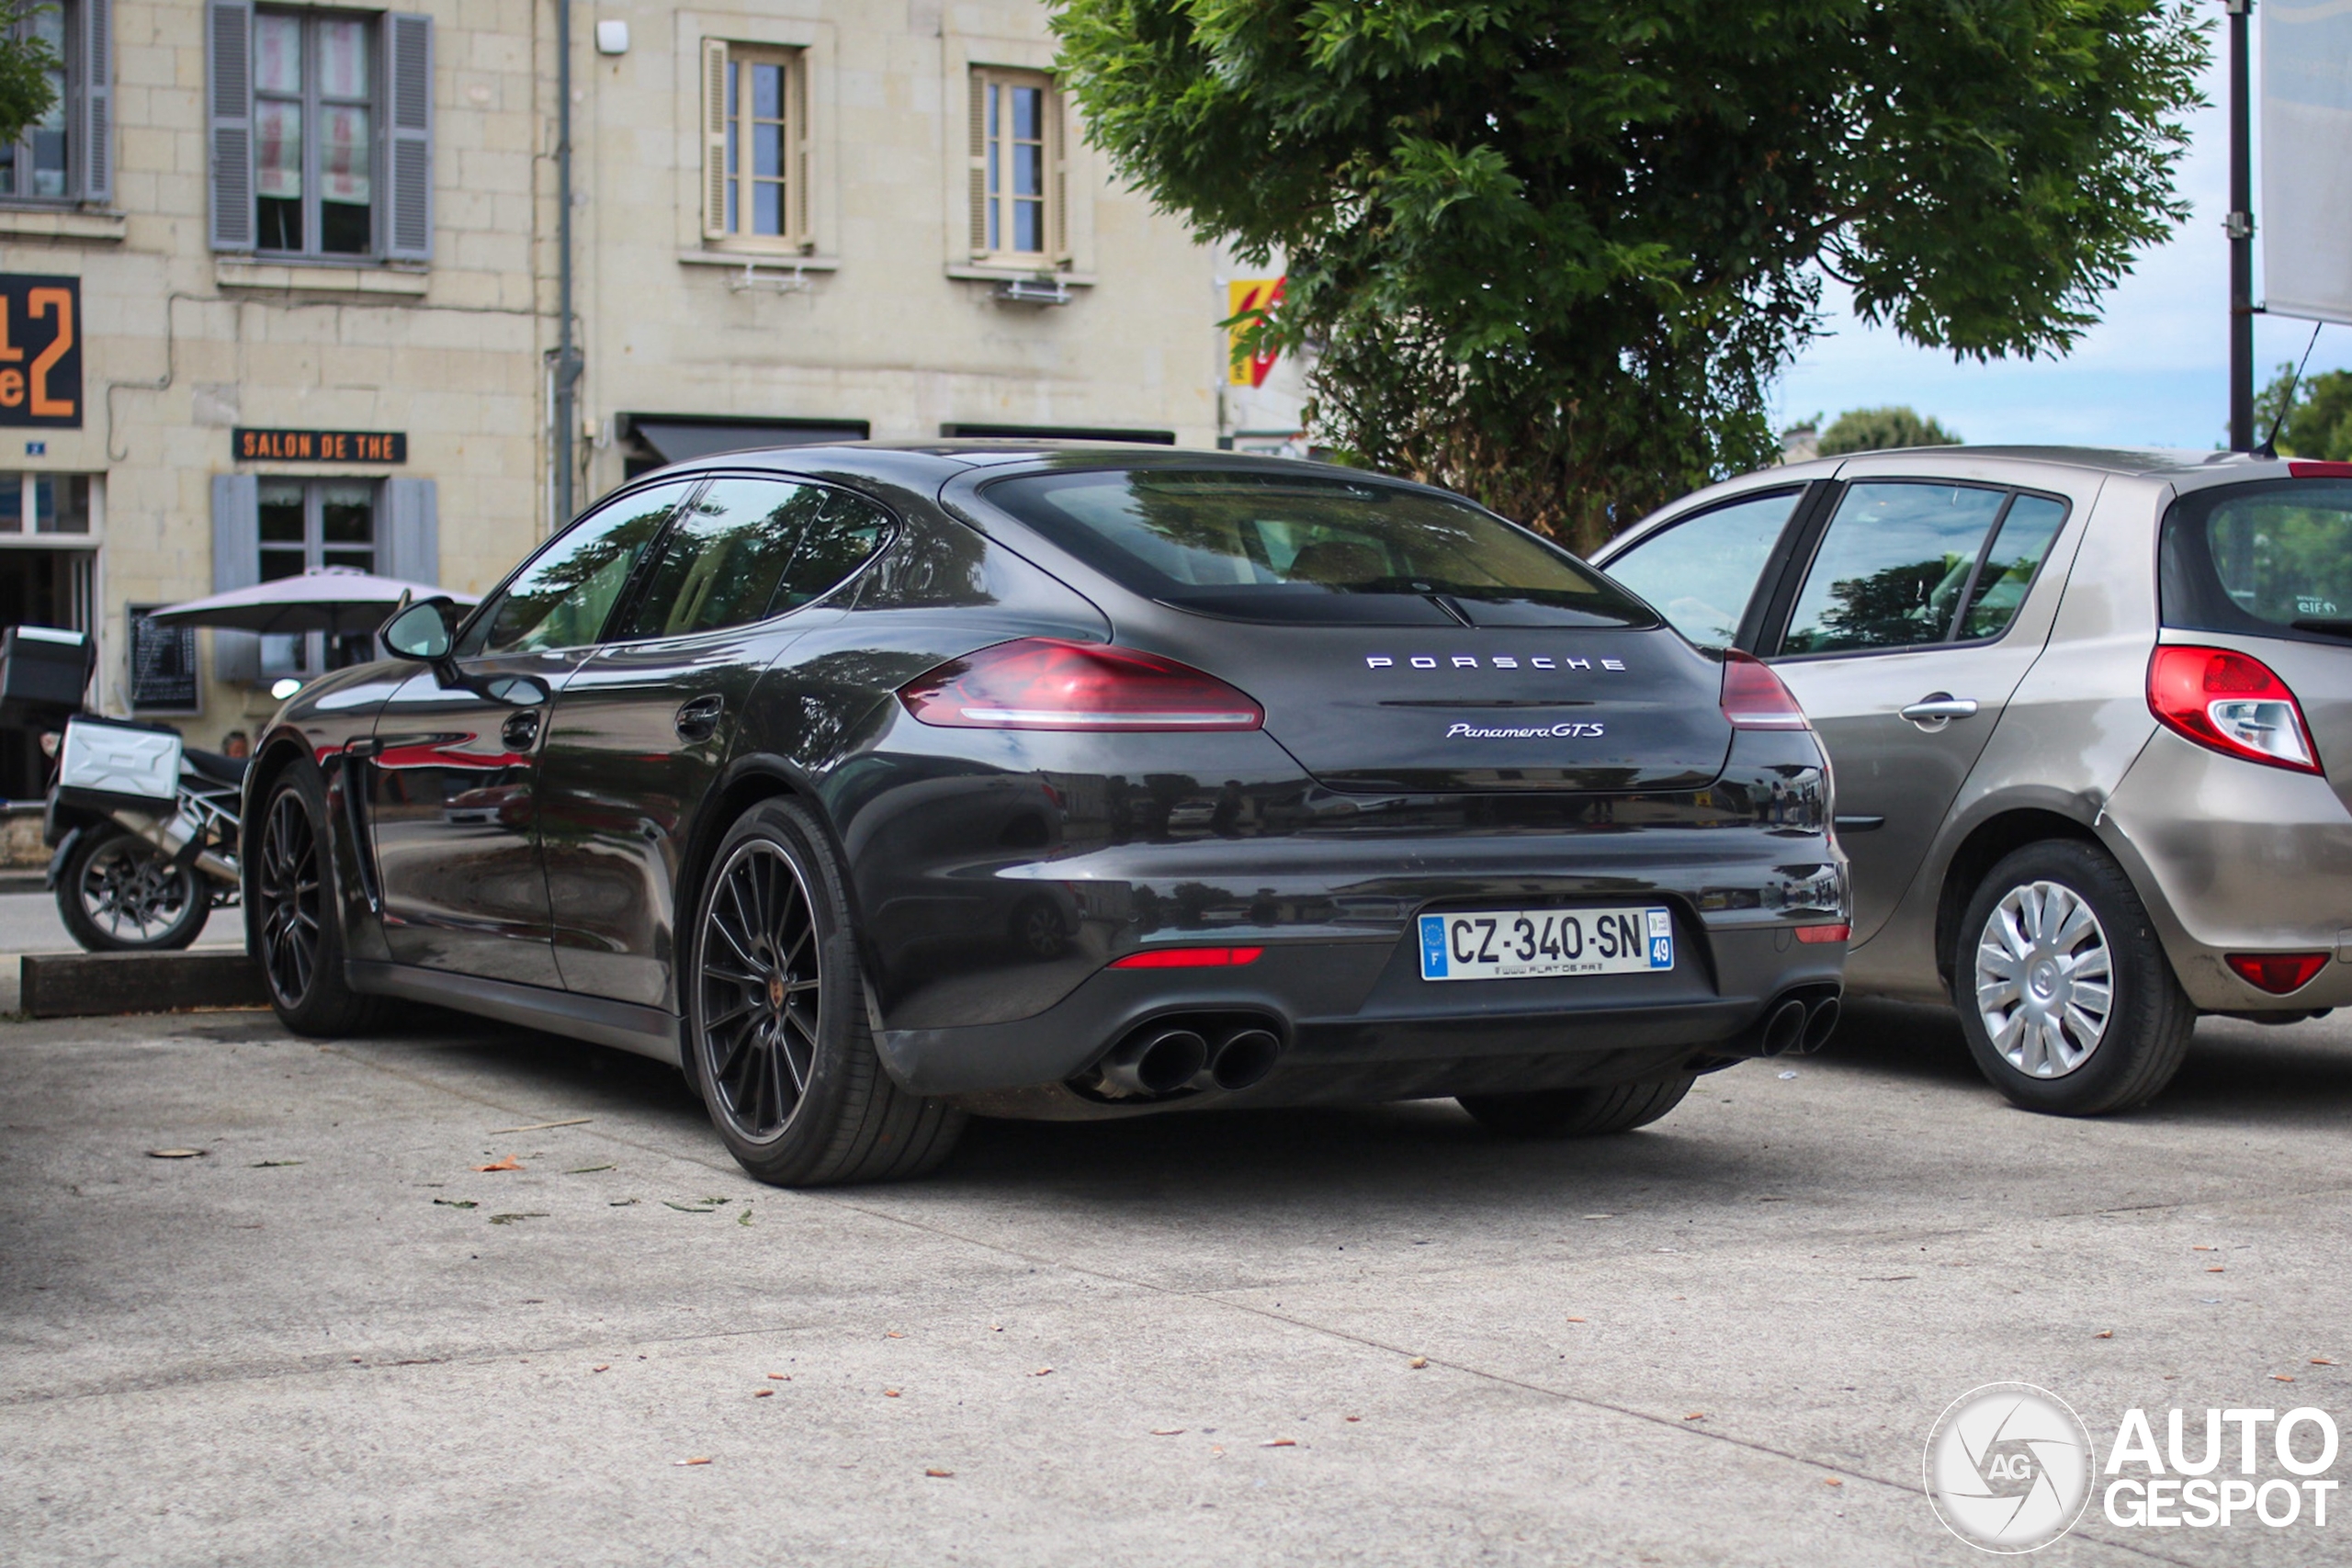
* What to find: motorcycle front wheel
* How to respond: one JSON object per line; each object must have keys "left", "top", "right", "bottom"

{"left": 58, "top": 829, "right": 209, "bottom": 952}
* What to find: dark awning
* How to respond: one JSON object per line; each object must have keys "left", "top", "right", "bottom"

{"left": 625, "top": 415, "right": 871, "bottom": 464}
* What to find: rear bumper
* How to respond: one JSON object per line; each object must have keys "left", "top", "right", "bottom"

{"left": 876, "top": 919, "right": 1846, "bottom": 1104}
{"left": 2105, "top": 728, "right": 2352, "bottom": 1011}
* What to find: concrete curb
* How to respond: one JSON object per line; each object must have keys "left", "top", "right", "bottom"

{"left": 19, "top": 950, "right": 269, "bottom": 1018}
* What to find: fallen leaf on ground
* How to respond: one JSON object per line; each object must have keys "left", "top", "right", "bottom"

{"left": 1150, "top": 1428, "right": 1184, "bottom": 1437}
{"left": 592, "top": 1364, "right": 609, "bottom": 1372}
{"left": 146, "top": 1149, "right": 207, "bottom": 1159}
{"left": 2207, "top": 1266, "right": 2225, "bottom": 1273}
{"left": 2313, "top": 1358, "right": 2336, "bottom": 1366}
{"left": 1344, "top": 1416, "right": 1362, "bottom": 1424}
{"left": 737, "top": 1208, "right": 752, "bottom": 1226}
{"left": 2274, "top": 1374, "right": 2296, "bottom": 1382}
{"left": 1408, "top": 1358, "right": 1429, "bottom": 1370}
{"left": 887, "top": 1331, "right": 906, "bottom": 1339}
{"left": 567, "top": 1164, "right": 614, "bottom": 1174}
{"left": 752, "top": 1389, "right": 774, "bottom": 1399}
{"left": 488, "top": 1213, "right": 548, "bottom": 1225}
{"left": 884, "top": 1388, "right": 901, "bottom": 1398}
{"left": 674, "top": 1457, "right": 711, "bottom": 1467}
{"left": 1823, "top": 1477, "right": 1843, "bottom": 1487}
{"left": 767, "top": 1373, "right": 790, "bottom": 1381}
{"left": 1566, "top": 1316, "right": 1587, "bottom": 1324}
{"left": 609, "top": 1198, "right": 639, "bottom": 1207}
{"left": 2094, "top": 1330, "right": 2113, "bottom": 1339}
{"left": 489, "top": 1118, "right": 593, "bottom": 1134}
{"left": 1032, "top": 1367, "right": 1053, "bottom": 1377}
{"left": 1210, "top": 1446, "right": 1225, "bottom": 1456}
{"left": 2193, "top": 1246, "right": 2214, "bottom": 1251}
{"left": 925, "top": 1468, "right": 953, "bottom": 1478}
{"left": 432, "top": 1198, "right": 478, "bottom": 1209}
{"left": 1683, "top": 1412, "right": 1706, "bottom": 1421}
{"left": 1261, "top": 1438, "right": 1296, "bottom": 1449}
{"left": 474, "top": 1156, "right": 524, "bottom": 1172}
{"left": 663, "top": 1201, "right": 718, "bottom": 1213}
{"left": 251, "top": 1159, "right": 303, "bottom": 1168}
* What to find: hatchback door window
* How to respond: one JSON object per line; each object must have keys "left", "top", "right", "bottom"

{"left": 1781, "top": 483, "right": 2007, "bottom": 654}
{"left": 458, "top": 480, "right": 696, "bottom": 656}
{"left": 1600, "top": 489, "right": 1803, "bottom": 647}
{"left": 2161, "top": 479, "right": 2352, "bottom": 644}
{"left": 613, "top": 480, "right": 892, "bottom": 640}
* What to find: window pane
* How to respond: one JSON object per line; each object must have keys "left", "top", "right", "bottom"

{"left": 775, "top": 494, "right": 891, "bottom": 611}
{"left": 465, "top": 481, "right": 695, "bottom": 654}
{"left": 258, "top": 482, "right": 306, "bottom": 544}
{"left": 255, "top": 15, "right": 303, "bottom": 95}
{"left": 29, "top": 6, "right": 64, "bottom": 197}
{"left": 1013, "top": 197, "right": 1042, "bottom": 253}
{"left": 1960, "top": 495, "right": 2066, "bottom": 640}
{"left": 1014, "top": 141, "right": 1043, "bottom": 198}
{"left": 318, "top": 18, "right": 370, "bottom": 99}
{"left": 752, "top": 180, "right": 781, "bottom": 235}
{"left": 1012, "top": 85, "right": 1041, "bottom": 141}
{"left": 1604, "top": 490, "right": 1802, "bottom": 648}
{"left": 752, "top": 62, "right": 782, "bottom": 120}
{"left": 2162, "top": 480, "right": 2352, "bottom": 637}
{"left": 0, "top": 479, "right": 20, "bottom": 532}
{"left": 752, "top": 118, "right": 784, "bottom": 180}
{"left": 320, "top": 482, "right": 374, "bottom": 546}
{"left": 1781, "top": 482, "right": 2007, "bottom": 654}
{"left": 616, "top": 479, "right": 832, "bottom": 639}
{"left": 320, "top": 106, "right": 370, "bottom": 204}
{"left": 255, "top": 99, "right": 303, "bottom": 199}
{"left": 259, "top": 550, "right": 306, "bottom": 582}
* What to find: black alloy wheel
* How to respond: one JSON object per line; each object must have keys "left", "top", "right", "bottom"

{"left": 686, "top": 796, "right": 964, "bottom": 1186}
{"left": 251, "top": 765, "right": 378, "bottom": 1035}
{"left": 57, "top": 830, "right": 207, "bottom": 952}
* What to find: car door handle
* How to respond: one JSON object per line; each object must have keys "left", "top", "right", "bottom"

{"left": 1898, "top": 694, "right": 1980, "bottom": 729}
{"left": 501, "top": 710, "right": 541, "bottom": 751}
{"left": 675, "top": 694, "right": 724, "bottom": 743}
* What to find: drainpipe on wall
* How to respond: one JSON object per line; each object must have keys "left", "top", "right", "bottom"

{"left": 551, "top": 0, "right": 583, "bottom": 528}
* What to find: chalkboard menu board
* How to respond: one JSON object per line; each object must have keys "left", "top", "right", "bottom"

{"left": 128, "top": 605, "right": 200, "bottom": 714}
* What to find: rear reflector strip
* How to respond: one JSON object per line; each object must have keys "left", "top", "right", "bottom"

{"left": 2225, "top": 953, "right": 2328, "bottom": 994}
{"left": 2288, "top": 461, "right": 2352, "bottom": 479}
{"left": 1108, "top": 946, "right": 1264, "bottom": 969}
{"left": 1794, "top": 923, "right": 1850, "bottom": 944}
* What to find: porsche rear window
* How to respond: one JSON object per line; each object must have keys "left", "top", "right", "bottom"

{"left": 981, "top": 468, "right": 1654, "bottom": 627}
{"left": 2161, "top": 479, "right": 2352, "bottom": 645}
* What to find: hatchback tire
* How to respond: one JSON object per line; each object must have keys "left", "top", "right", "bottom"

{"left": 1458, "top": 1073, "right": 1696, "bottom": 1138}
{"left": 253, "top": 764, "right": 381, "bottom": 1036}
{"left": 685, "top": 797, "right": 965, "bottom": 1187}
{"left": 1955, "top": 840, "right": 2194, "bottom": 1116}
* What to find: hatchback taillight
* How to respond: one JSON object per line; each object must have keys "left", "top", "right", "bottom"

{"left": 2146, "top": 646, "right": 2322, "bottom": 774}
{"left": 898, "top": 638, "right": 1265, "bottom": 731}
{"left": 1720, "top": 650, "right": 1810, "bottom": 730}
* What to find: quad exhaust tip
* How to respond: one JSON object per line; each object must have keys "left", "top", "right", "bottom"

{"left": 1193, "top": 1026, "right": 1281, "bottom": 1093}
{"left": 1089, "top": 1019, "right": 1285, "bottom": 1101}
{"left": 1759, "top": 998, "right": 1808, "bottom": 1057}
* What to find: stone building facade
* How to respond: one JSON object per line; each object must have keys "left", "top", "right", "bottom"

{"left": 0, "top": 0, "right": 1221, "bottom": 794}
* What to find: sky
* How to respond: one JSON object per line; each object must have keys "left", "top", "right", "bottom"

{"left": 1770, "top": 17, "right": 2348, "bottom": 451}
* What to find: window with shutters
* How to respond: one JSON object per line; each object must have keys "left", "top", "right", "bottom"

{"left": 0, "top": 0, "right": 113, "bottom": 206}
{"left": 208, "top": 4, "right": 432, "bottom": 260}
{"left": 699, "top": 42, "right": 807, "bottom": 251}
{"left": 967, "top": 67, "right": 1063, "bottom": 265}
{"left": 256, "top": 477, "right": 378, "bottom": 672}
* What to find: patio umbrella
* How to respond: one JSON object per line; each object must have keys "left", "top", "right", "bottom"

{"left": 147, "top": 568, "right": 480, "bottom": 638}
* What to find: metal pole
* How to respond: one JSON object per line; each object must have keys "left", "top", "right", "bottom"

{"left": 2228, "top": 0, "right": 2256, "bottom": 452}
{"left": 552, "top": 0, "right": 582, "bottom": 526}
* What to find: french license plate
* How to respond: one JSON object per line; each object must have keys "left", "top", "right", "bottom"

{"left": 1418, "top": 906, "right": 1674, "bottom": 982}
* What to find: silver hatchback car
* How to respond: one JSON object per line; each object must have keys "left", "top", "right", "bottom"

{"left": 1595, "top": 447, "right": 2352, "bottom": 1114}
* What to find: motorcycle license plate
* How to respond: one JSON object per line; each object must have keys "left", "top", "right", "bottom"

{"left": 1418, "top": 906, "right": 1674, "bottom": 982}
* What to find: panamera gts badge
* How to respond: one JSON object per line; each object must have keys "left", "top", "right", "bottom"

{"left": 1446, "top": 721, "right": 1607, "bottom": 739}
{"left": 1365, "top": 655, "right": 1627, "bottom": 671}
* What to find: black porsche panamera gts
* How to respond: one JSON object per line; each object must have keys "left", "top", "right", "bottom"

{"left": 245, "top": 445, "right": 1848, "bottom": 1185}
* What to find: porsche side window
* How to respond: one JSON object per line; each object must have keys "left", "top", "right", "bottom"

{"left": 1601, "top": 490, "right": 1802, "bottom": 648}
{"left": 774, "top": 491, "right": 891, "bottom": 611}
{"left": 458, "top": 480, "right": 697, "bottom": 657}
{"left": 1781, "top": 482, "right": 2007, "bottom": 655}
{"left": 615, "top": 480, "right": 893, "bottom": 640}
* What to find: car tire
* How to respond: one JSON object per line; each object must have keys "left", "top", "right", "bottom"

{"left": 57, "top": 829, "right": 209, "bottom": 952}
{"left": 1953, "top": 840, "right": 2194, "bottom": 1116}
{"left": 684, "top": 796, "right": 965, "bottom": 1187}
{"left": 252, "top": 763, "right": 382, "bottom": 1036}
{"left": 1457, "top": 1074, "right": 1697, "bottom": 1138}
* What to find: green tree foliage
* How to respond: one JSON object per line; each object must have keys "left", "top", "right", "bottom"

{"left": 2256, "top": 365, "right": 2352, "bottom": 462}
{"left": 1817, "top": 406, "right": 1963, "bottom": 456}
{"left": 1054, "top": 0, "right": 2206, "bottom": 551}
{"left": 0, "top": 5, "right": 59, "bottom": 145}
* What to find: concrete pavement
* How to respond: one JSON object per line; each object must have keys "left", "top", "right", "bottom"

{"left": 3, "top": 999, "right": 2348, "bottom": 1565}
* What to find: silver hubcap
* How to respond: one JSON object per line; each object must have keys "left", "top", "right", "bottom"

{"left": 1974, "top": 880, "right": 2113, "bottom": 1078}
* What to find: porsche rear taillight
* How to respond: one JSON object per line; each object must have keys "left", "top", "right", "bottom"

{"left": 898, "top": 638, "right": 1264, "bottom": 731}
{"left": 2146, "top": 646, "right": 2322, "bottom": 774}
{"left": 1720, "top": 650, "right": 1810, "bottom": 730}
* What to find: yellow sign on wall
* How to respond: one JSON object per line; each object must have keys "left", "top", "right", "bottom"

{"left": 1227, "top": 277, "right": 1284, "bottom": 388}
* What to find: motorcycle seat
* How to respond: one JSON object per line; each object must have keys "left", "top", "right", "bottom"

{"left": 183, "top": 749, "right": 250, "bottom": 788}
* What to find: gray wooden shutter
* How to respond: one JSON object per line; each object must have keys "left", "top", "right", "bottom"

{"left": 967, "top": 72, "right": 989, "bottom": 257}
{"left": 701, "top": 39, "right": 729, "bottom": 240}
{"left": 206, "top": 0, "right": 253, "bottom": 251}
{"left": 382, "top": 479, "right": 439, "bottom": 585}
{"left": 75, "top": 0, "right": 112, "bottom": 204}
{"left": 210, "top": 473, "right": 260, "bottom": 683}
{"left": 384, "top": 13, "right": 434, "bottom": 260}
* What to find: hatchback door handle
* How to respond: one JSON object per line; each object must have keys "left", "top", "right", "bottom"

{"left": 501, "top": 710, "right": 541, "bottom": 751}
{"left": 1898, "top": 694, "right": 1979, "bottom": 729}
{"left": 675, "top": 694, "right": 724, "bottom": 743}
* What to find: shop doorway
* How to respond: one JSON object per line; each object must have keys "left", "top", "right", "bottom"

{"left": 0, "top": 545, "right": 95, "bottom": 799}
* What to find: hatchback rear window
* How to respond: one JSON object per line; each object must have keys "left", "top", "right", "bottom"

{"left": 2161, "top": 479, "right": 2352, "bottom": 646}
{"left": 981, "top": 468, "right": 1655, "bottom": 627}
